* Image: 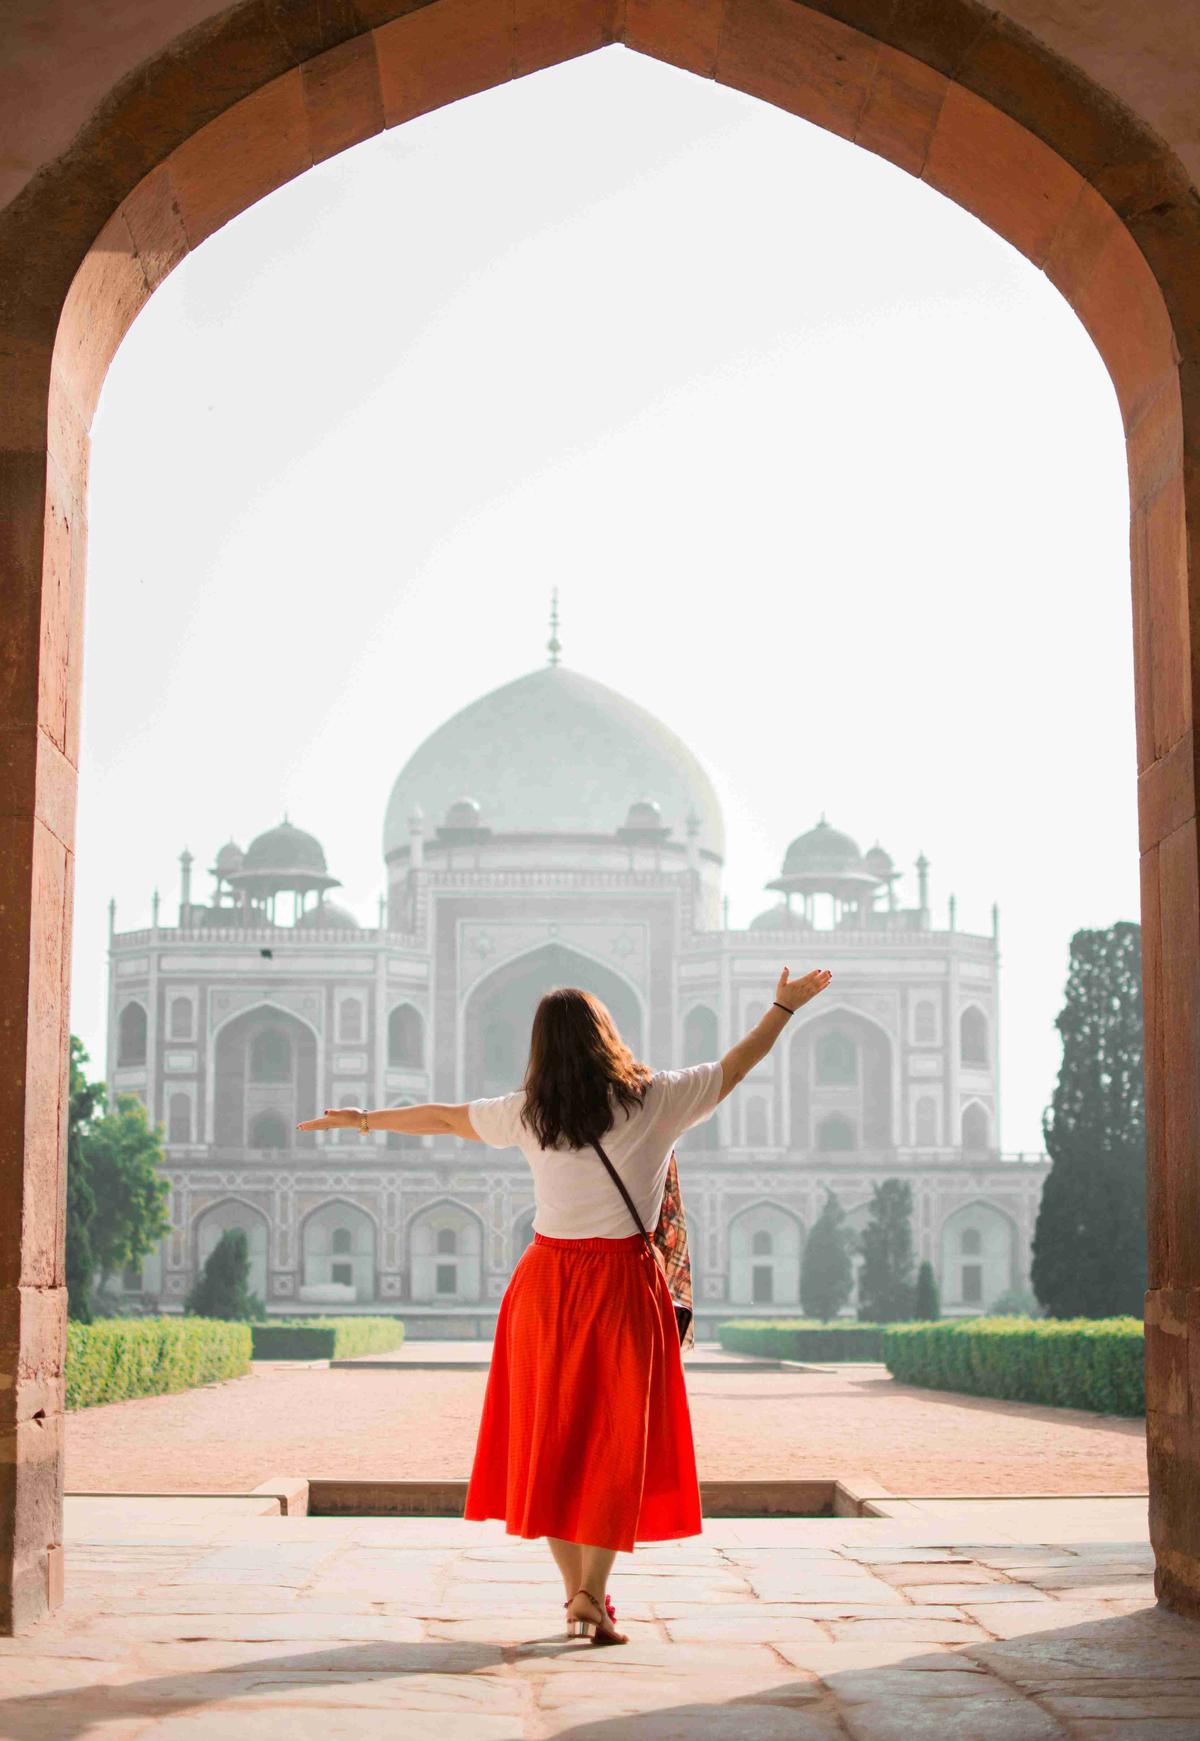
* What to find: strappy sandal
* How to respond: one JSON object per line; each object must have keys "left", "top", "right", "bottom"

{"left": 566, "top": 1587, "right": 627, "bottom": 1646}
{"left": 564, "top": 1592, "right": 617, "bottom": 1636}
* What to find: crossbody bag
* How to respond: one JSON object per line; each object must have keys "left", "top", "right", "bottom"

{"left": 588, "top": 1137, "right": 694, "bottom": 1349}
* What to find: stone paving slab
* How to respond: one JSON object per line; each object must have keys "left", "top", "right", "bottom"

{"left": 0, "top": 1499, "right": 1190, "bottom": 1740}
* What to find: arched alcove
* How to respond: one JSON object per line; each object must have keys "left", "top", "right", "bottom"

{"left": 962, "top": 1101, "right": 991, "bottom": 1154}
{"left": 388, "top": 1003, "right": 425, "bottom": 1068}
{"left": 300, "top": 1199, "right": 377, "bottom": 1302}
{"left": 167, "top": 1091, "right": 191, "bottom": 1145}
{"left": 729, "top": 1203, "right": 803, "bottom": 1306}
{"left": 409, "top": 1200, "right": 484, "bottom": 1303}
{"left": 117, "top": 1001, "right": 147, "bottom": 1067}
{"left": 212, "top": 1004, "right": 318, "bottom": 1150}
{"left": 463, "top": 943, "right": 643, "bottom": 1100}
{"left": 939, "top": 1200, "right": 1018, "bottom": 1311}
{"left": 960, "top": 1005, "right": 990, "bottom": 1067}
{"left": 789, "top": 1009, "right": 892, "bottom": 1150}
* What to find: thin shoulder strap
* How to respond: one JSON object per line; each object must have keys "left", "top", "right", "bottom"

{"left": 589, "top": 1136, "right": 655, "bottom": 1252}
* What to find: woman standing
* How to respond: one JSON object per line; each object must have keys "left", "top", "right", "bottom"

{"left": 299, "top": 963, "right": 831, "bottom": 1645}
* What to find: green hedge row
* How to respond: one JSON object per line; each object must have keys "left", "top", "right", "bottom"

{"left": 66, "top": 1317, "right": 251, "bottom": 1410}
{"left": 718, "top": 1320, "right": 888, "bottom": 1361}
{"left": 882, "top": 1317, "right": 1144, "bottom": 1416}
{"left": 250, "top": 1317, "right": 405, "bottom": 1360}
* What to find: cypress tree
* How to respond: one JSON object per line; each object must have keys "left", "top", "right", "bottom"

{"left": 800, "top": 1189, "right": 853, "bottom": 1321}
{"left": 185, "top": 1228, "right": 264, "bottom": 1321}
{"left": 857, "top": 1179, "right": 916, "bottom": 1322}
{"left": 1031, "top": 921, "right": 1146, "bottom": 1318}
{"left": 914, "top": 1259, "right": 941, "bottom": 1320}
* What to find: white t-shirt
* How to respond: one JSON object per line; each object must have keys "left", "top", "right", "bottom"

{"left": 468, "top": 1061, "right": 724, "bottom": 1240}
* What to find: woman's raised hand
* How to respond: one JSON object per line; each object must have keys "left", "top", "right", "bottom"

{"left": 775, "top": 966, "right": 832, "bottom": 1013}
{"left": 296, "top": 1107, "right": 364, "bottom": 1132}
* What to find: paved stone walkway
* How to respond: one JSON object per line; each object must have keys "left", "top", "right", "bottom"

{"left": 66, "top": 1356, "right": 1148, "bottom": 1497}
{"left": 2, "top": 1498, "right": 1192, "bottom": 1739}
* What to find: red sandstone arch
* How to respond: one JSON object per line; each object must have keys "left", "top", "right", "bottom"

{"left": 2, "top": 0, "right": 1197, "bottom": 1632}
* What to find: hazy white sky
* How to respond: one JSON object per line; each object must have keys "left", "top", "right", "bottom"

{"left": 76, "top": 46, "right": 1138, "bottom": 1152}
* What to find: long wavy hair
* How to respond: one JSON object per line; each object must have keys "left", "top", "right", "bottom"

{"left": 520, "top": 987, "right": 651, "bottom": 1150}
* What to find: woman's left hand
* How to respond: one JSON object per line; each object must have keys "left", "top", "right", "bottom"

{"left": 296, "top": 1107, "right": 364, "bottom": 1132}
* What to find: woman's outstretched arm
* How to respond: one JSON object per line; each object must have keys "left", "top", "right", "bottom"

{"left": 297, "top": 1103, "right": 481, "bottom": 1139}
{"left": 716, "top": 966, "right": 832, "bottom": 1102}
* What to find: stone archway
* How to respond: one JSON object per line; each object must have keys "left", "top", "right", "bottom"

{"left": 2, "top": 0, "right": 1199, "bottom": 1631}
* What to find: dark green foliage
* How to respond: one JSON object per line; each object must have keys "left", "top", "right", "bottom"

{"left": 67, "top": 1036, "right": 170, "bottom": 1319}
{"left": 250, "top": 1318, "right": 406, "bottom": 1360}
{"left": 800, "top": 1189, "right": 854, "bottom": 1321}
{"left": 1032, "top": 922, "right": 1147, "bottom": 1318}
{"left": 857, "top": 1179, "right": 916, "bottom": 1322}
{"left": 66, "top": 1038, "right": 102, "bottom": 1322}
{"left": 185, "top": 1228, "right": 264, "bottom": 1321}
{"left": 66, "top": 1317, "right": 251, "bottom": 1408}
{"left": 882, "top": 1317, "right": 1143, "bottom": 1415}
{"left": 718, "top": 1320, "right": 886, "bottom": 1361}
{"left": 914, "top": 1259, "right": 941, "bottom": 1320}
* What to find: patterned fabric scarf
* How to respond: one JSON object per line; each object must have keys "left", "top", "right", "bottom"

{"left": 653, "top": 1150, "right": 695, "bottom": 1351}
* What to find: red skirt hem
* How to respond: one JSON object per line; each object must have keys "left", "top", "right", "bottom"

{"left": 463, "top": 1231, "right": 702, "bottom": 1554}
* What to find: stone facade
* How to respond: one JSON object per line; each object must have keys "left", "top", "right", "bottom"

{"left": 107, "top": 662, "right": 1048, "bottom": 1326}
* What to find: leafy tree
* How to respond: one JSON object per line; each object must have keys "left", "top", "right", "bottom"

{"left": 66, "top": 1037, "right": 102, "bottom": 1321}
{"left": 85, "top": 1096, "right": 172, "bottom": 1285}
{"left": 800, "top": 1189, "right": 854, "bottom": 1320}
{"left": 857, "top": 1179, "right": 916, "bottom": 1322}
{"left": 185, "top": 1228, "right": 264, "bottom": 1321}
{"left": 66, "top": 1036, "right": 171, "bottom": 1317}
{"left": 1031, "top": 922, "right": 1147, "bottom": 1318}
{"left": 914, "top": 1259, "right": 941, "bottom": 1320}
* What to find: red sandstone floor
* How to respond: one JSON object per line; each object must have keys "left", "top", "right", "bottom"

{"left": 66, "top": 1360, "right": 1148, "bottom": 1496}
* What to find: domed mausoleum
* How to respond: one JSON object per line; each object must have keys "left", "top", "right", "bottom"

{"left": 106, "top": 625, "right": 1046, "bottom": 1332}
{"left": 382, "top": 664, "right": 726, "bottom": 926}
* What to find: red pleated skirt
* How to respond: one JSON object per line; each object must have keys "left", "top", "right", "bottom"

{"left": 463, "top": 1231, "right": 702, "bottom": 1552}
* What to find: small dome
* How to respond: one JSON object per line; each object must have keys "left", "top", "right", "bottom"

{"left": 444, "top": 796, "right": 483, "bottom": 829}
{"left": 624, "top": 799, "right": 663, "bottom": 829}
{"left": 781, "top": 818, "right": 863, "bottom": 878}
{"left": 295, "top": 899, "right": 359, "bottom": 930}
{"left": 749, "top": 904, "right": 812, "bottom": 932}
{"left": 244, "top": 819, "right": 328, "bottom": 875}
{"left": 864, "top": 841, "right": 895, "bottom": 876}
{"left": 213, "top": 840, "right": 244, "bottom": 876}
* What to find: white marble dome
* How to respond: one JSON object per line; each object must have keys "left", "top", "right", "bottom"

{"left": 383, "top": 667, "right": 724, "bottom": 863}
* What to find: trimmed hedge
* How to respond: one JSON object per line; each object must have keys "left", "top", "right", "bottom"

{"left": 250, "top": 1317, "right": 405, "bottom": 1361}
{"left": 882, "top": 1316, "right": 1144, "bottom": 1416}
{"left": 66, "top": 1317, "right": 251, "bottom": 1410}
{"left": 718, "top": 1320, "right": 887, "bottom": 1361}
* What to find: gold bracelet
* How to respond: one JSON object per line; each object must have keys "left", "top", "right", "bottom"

{"left": 359, "top": 1112, "right": 369, "bottom": 1133}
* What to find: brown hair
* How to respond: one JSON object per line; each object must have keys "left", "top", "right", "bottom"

{"left": 520, "top": 987, "right": 651, "bottom": 1151}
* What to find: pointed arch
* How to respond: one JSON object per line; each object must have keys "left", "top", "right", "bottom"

{"left": 408, "top": 1197, "right": 485, "bottom": 1303}
{"left": 298, "top": 1197, "right": 378, "bottom": 1302}
{"left": 728, "top": 1201, "right": 804, "bottom": 1307}
{"left": 461, "top": 941, "right": 646, "bottom": 1100}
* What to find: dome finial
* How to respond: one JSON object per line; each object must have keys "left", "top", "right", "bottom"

{"left": 546, "top": 587, "right": 562, "bottom": 668}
